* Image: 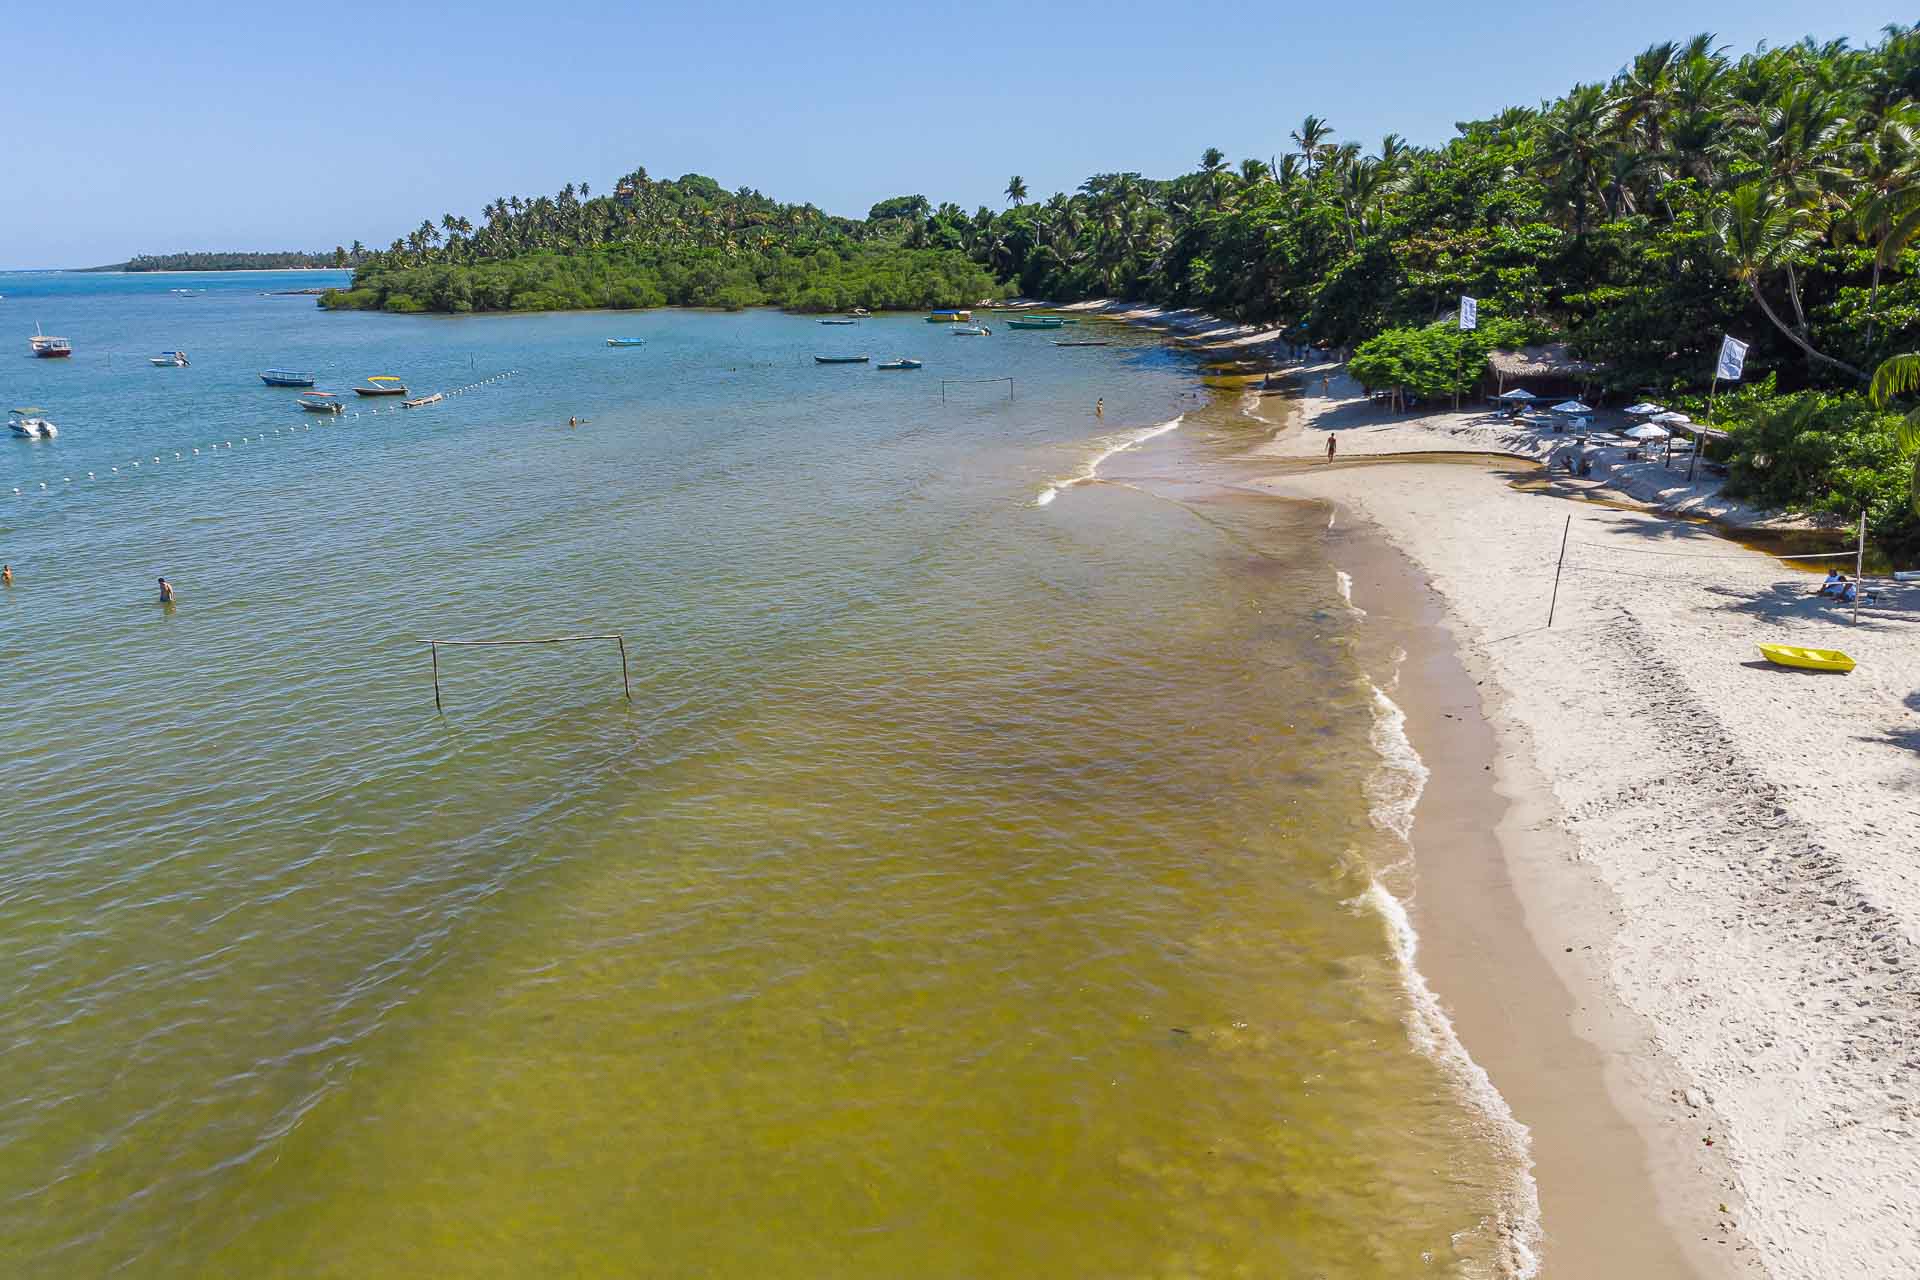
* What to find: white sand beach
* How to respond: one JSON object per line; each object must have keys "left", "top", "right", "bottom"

{"left": 1256, "top": 371, "right": 1920, "bottom": 1279}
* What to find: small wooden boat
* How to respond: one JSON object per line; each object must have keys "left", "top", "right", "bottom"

{"left": 149, "top": 350, "right": 189, "bottom": 367}
{"left": 1756, "top": 643, "right": 1855, "bottom": 673}
{"left": 354, "top": 376, "right": 408, "bottom": 396}
{"left": 951, "top": 326, "right": 989, "bottom": 336}
{"left": 606, "top": 337, "right": 646, "bottom": 347}
{"left": 1007, "top": 317, "right": 1066, "bottom": 329}
{"left": 877, "top": 358, "right": 923, "bottom": 370}
{"left": 1054, "top": 340, "right": 1111, "bottom": 347}
{"left": 926, "top": 310, "right": 972, "bottom": 324}
{"left": 298, "top": 392, "right": 345, "bottom": 413}
{"left": 260, "top": 370, "right": 316, "bottom": 387}
{"left": 403, "top": 392, "right": 444, "bottom": 408}
{"left": 849, "top": 308, "right": 871, "bottom": 317}
{"left": 814, "top": 355, "right": 869, "bottom": 364}
{"left": 820, "top": 318, "right": 858, "bottom": 325}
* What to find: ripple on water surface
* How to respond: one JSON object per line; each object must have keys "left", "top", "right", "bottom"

{"left": 1, "top": 281, "right": 1520, "bottom": 1276}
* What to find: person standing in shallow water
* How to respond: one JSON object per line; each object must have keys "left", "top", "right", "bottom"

{"left": 1095, "top": 398, "right": 1103, "bottom": 419}
{"left": 157, "top": 577, "right": 174, "bottom": 604}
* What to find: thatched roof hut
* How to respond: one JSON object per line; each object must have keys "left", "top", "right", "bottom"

{"left": 1488, "top": 343, "right": 1603, "bottom": 393}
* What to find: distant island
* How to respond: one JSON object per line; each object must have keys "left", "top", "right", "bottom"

{"left": 319, "top": 174, "right": 996, "bottom": 315}
{"left": 89, "top": 249, "right": 370, "bottom": 272}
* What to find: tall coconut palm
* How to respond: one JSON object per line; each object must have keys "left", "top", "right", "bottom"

{"left": 1713, "top": 182, "right": 1866, "bottom": 378}
{"left": 1005, "top": 175, "right": 1028, "bottom": 206}
{"left": 1537, "top": 83, "right": 1614, "bottom": 238}
{"left": 1291, "top": 115, "right": 1332, "bottom": 179}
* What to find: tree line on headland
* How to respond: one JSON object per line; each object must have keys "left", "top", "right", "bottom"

{"left": 326, "top": 25, "right": 1920, "bottom": 541}
{"left": 91, "top": 249, "right": 372, "bottom": 272}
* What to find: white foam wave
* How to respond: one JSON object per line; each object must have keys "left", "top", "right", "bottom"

{"left": 1335, "top": 569, "right": 1365, "bottom": 617}
{"left": 1034, "top": 414, "right": 1183, "bottom": 506}
{"left": 1361, "top": 679, "right": 1542, "bottom": 1278}
{"left": 1364, "top": 685, "right": 1426, "bottom": 842}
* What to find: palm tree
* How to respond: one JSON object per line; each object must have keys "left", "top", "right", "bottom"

{"left": 1238, "top": 157, "right": 1270, "bottom": 185}
{"left": 1198, "top": 147, "right": 1230, "bottom": 208}
{"left": 1291, "top": 115, "right": 1332, "bottom": 179}
{"left": 1713, "top": 182, "right": 1866, "bottom": 379}
{"left": 1867, "top": 351, "right": 1920, "bottom": 513}
{"left": 1537, "top": 83, "right": 1613, "bottom": 239}
{"left": 1005, "top": 175, "right": 1028, "bottom": 206}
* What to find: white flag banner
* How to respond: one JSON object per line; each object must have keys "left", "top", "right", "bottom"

{"left": 1459, "top": 296, "right": 1478, "bottom": 331}
{"left": 1716, "top": 334, "right": 1749, "bottom": 381}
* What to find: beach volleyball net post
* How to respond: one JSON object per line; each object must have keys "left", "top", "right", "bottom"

{"left": 942, "top": 377, "right": 1014, "bottom": 403}
{"left": 422, "top": 633, "right": 632, "bottom": 711}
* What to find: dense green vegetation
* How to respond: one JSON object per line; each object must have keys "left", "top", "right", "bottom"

{"left": 320, "top": 175, "right": 995, "bottom": 313}
{"left": 93, "top": 249, "right": 367, "bottom": 272}
{"left": 329, "top": 26, "right": 1920, "bottom": 540}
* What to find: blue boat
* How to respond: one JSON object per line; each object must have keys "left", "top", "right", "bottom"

{"left": 605, "top": 337, "right": 646, "bottom": 347}
{"left": 260, "top": 370, "right": 316, "bottom": 387}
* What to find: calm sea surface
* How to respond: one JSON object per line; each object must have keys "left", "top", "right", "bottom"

{"left": 0, "top": 272, "right": 1524, "bottom": 1276}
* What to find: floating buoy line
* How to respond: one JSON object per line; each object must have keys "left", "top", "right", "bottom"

{"left": 6, "top": 371, "right": 524, "bottom": 501}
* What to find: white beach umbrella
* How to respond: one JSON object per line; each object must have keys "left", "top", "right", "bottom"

{"left": 1650, "top": 411, "right": 1693, "bottom": 426}
{"left": 1624, "top": 423, "right": 1670, "bottom": 440}
{"left": 1551, "top": 400, "right": 1593, "bottom": 413}
{"left": 1622, "top": 401, "right": 1663, "bottom": 416}
{"left": 1497, "top": 387, "right": 1538, "bottom": 401}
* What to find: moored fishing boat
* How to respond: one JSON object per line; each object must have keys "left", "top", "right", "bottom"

{"left": 606, "top": 337, "right": 646, "bottom": 347}
{"left": 819, "top": 318, "right": 858, "bottom": 325}
{"left": 951, "top": 326, "right": 989, "bottom": 336}
{"left": 29, "top": 325, "right": 71, "bottom": 358}
{"left": 148, "top": 350, "right": 190, "bottom": 367}
{"left": 1756, "top": 643, "right": 1855, "bottom": 673}
{"left": 1054, "top": 340, "right": 1111, "bottom": 347}
{"left": 1007, "top": 317, "right": 1065, "bottom": 329}
{"left": 7, "top": 407, "right": 57, "bottom": 439}
{"left": 876, "top": 358, "right": 923, "bottom": 370}
{"left": 260, "top": 370, "right": 317, "bottom": 387}
{"left": 297, "top": 391, "right": 346, "bottom": 413}
{"left": 814, "top": 354, "right": 869, "bottom": 364}
{"left": 403, "top": 392, "right": 444, "bottom": 408}
{"left": 354, "top": 376, "right": 408, "bottom": 396}
{"left": 849, "top": 307, "right": 871, "bottom": 317}
{"left": 926, "top": 309, "right": 972, "bottom": 324}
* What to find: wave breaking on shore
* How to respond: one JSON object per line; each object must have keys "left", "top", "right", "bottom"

{"left": 1361, "top": 670, "right": 1543, "bottom": 1278}
{"left": 1035, "top": 415, "right": 1182, "bottom": 506}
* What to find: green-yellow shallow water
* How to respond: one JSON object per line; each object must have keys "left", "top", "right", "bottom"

{"left": 0, "top": 273, "right": 1519, "bottom": 1276}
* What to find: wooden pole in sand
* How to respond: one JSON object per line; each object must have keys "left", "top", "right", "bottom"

{"left": 430, "top": 642, "right": 442, "bottom": 712}
{"left": 1548, "top": 514, "right": 1572, "bottom": 628}
{"left": 1853, "top": 509, "right": 1866, "bottom": 627}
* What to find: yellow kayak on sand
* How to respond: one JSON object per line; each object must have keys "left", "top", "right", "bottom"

{"left": 1757, "top": 643, "right": 1855, "bottom": 673}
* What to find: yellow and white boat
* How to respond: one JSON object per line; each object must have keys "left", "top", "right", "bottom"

{"left": 1756, "top": 643, "right": 1855, "bottom": 673}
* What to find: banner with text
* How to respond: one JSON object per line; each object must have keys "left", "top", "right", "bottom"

{"left": 1459, "top": 296, "right": 1478, "bottom": 331}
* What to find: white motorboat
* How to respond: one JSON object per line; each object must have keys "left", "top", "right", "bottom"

{"left": 7, "top": 407, "right": 57, "bottom": 439}
{"left": 149, "top": 350, "right": 190, "bottom": 367}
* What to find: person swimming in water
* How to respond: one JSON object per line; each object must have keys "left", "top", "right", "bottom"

{"left": 158, "top": 576, "right": 174, "bottom": 604}
{"left": 2, "top": 564, "right": 11, "bottom": 586}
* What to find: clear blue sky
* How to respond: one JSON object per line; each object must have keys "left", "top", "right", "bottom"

{"left": 0, "top": 0, "right": 1901, "bottom": 267}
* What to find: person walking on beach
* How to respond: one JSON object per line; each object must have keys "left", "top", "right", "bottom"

{"left": 157, "top": 576, "right": 174, "bottom": 604}
{"left": 1326, "top": 434, "right": 1337, "bottom": 464}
